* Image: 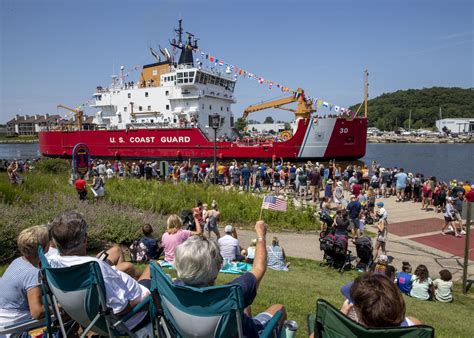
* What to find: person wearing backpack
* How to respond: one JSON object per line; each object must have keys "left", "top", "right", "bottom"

{"left": 413, "top": 173, "right": 422, "bottom": 202}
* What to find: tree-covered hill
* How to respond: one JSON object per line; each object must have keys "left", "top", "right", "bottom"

{"left": 349, "top": 87, "right": 474, "bottom": 130}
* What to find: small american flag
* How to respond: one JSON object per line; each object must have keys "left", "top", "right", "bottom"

{"left": 262, "top": 196, "right": 287, "bottom": 212}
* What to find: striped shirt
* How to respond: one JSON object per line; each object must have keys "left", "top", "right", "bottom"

{"left": 0, "top": 257, "right": 40, "bottom": 325}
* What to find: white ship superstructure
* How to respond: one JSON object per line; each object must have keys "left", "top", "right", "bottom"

{"left": 91, "top": 21, "right": 237, "bottom": 139}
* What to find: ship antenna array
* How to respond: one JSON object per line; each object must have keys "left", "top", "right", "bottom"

{"left": 175, "top": 19, "right": 183, "bottom": 45}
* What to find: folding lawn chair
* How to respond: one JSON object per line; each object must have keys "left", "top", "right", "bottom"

{"left": 307, "top": 299, "right": 434, "bottom": 338}
{"left": 38, "top": 247, "right": 155, "bottom": 338}
{"left": 0, "top": 318, "right": 46, "bottom": 337}
{"left": 149, "top": 261, "right": 283, "bottom": 338}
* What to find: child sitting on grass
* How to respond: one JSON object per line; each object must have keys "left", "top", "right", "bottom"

{"left": 433, "top": 269, "right": 453, "bottom": 302}
{"left": 410, "top": 264, "right": 434, "bottom": 301}
{"left": 396, "top": 261, "right": 413, "bottom": 295}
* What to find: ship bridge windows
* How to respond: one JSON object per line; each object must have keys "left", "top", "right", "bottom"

{"left": 195, "top": 71, "right": 235, "bottom": 92}
{"left": 176, "top": 71, "right": 195, "bottom": 85}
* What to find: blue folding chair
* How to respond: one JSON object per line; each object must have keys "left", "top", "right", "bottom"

{"left": 149, "top": 261, "right": 283, "bottom": 338}
{"left": 38, "top": 247, "right": 155, "bottom": 338}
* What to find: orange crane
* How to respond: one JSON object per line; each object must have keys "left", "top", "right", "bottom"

{"left": 57, "top": 105, "right": 83, "bottom": 130}
{"left": 242, "top": 88, "right": 315, "bottom": 121}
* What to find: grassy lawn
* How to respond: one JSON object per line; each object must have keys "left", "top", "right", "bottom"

{"left": 221, "top": 258, "right": 474, "bottom": 338}
{"left": 1, "top": 257, "right": 472, "bottom": 337}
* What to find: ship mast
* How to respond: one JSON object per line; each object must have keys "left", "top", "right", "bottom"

{"left": 364, "top": 69, "right": 369, "bottom": 118}
{"left": 170, "top": 20, "right": 198, "bottom": 66}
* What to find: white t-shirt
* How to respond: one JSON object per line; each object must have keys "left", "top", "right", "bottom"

{"left": 433, "top": 279, "right": 453, "bottom": 302}
{"left": 106, "top": 168, "right": 114, "bottom": 179}
{"left": 218, "top": 235, "right": 240, "bottom": 261}
{"left": 46, "top": 253, "right": 149, "bottom": 329}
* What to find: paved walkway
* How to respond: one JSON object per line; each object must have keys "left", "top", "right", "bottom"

{"left": 223, "top": 195, "right": 473, "bottom": 282}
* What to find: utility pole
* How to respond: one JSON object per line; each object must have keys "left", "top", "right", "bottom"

{"left": 462, "top": 202, "right": 472, "bottom": 294}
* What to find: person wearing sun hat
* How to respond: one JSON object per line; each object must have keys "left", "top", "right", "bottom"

{"left": 324, "top": 178, "right": 334, "bottom": 199}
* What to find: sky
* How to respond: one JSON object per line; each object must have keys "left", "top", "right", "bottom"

{"left": 0, "top": 0, "right": 472, "bottom": 123}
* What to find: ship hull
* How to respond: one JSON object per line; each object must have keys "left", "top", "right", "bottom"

{"left": 39, "top": 117, "right": 367, "bottom": 161}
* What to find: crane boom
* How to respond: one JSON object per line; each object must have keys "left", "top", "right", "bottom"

{"left": 57, "top": 104, "right": 83, "bottom": 130}
{"left": 242, "top": 88, "right": 315, "bottom": 121}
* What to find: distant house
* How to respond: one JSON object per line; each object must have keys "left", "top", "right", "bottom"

{"left": 6, "top": 114, "right": 99, "bottom": 136}
{"left": 6, "top": 114, "right": 62, "bottom": 136}
{"left": 436, "top": 118, "right": 474, "bottom": 134}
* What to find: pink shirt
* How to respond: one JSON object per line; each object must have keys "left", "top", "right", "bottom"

{"left": 161, "top": 229, "right": 192, "bottom": 262}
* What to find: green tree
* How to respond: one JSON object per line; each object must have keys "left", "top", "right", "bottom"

{"left": 349, "top": 87, "right": 474, "bottom": 130}
{"left": 264, "top": 116, "right": 274, "bottom": 123}
{"left": 233, "top": 117, "right": 247, "bottom": 132}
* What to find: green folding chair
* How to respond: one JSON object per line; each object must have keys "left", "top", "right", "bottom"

{"left": 308, "top": 299, "right": 434, "bottom": 338}
{"left": 149, "top": 261, "right": 283, "bottom": 338}
{"left": 38, "top": 247, "right": 155, "bottom": 338}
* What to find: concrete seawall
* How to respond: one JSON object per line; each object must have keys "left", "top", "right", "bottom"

{"left": 368, "top": 135, "right": 473, "bottom": 144}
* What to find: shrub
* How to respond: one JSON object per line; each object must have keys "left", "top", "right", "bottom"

{"left": 0, "top": 192, "right": 166, "bottom": 263}
{"left": 34, "top": 158, "right": 71, "bottom": 174}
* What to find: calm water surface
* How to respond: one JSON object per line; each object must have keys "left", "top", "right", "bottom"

{"left": 0, "top": 143, "right": 40, "bottom": 161}
{"left": 361, "top": 143, "right": 473, "bottom": 183}
{"left": 0, "top": 142, "right": 472, "bottom": 182}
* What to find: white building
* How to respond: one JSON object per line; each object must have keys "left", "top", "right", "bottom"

{"left": 436, "top": 118, "right": 474, "bottom": 134}
{"left": 246, "top": 123, "right": 286, "bottom": 133}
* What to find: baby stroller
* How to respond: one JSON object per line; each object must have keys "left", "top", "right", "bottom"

{"left": 354, "top": 236, "right": 374, "bottom": 271}
{"left": 318, "top": 210, "right": 334, "bottom": 229}
{"left": 319, "top": 231, "right": 352, "bottom": 272}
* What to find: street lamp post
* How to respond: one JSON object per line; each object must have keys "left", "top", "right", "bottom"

{"left": 209, "top": 114, "right": 221, "bottom": 184}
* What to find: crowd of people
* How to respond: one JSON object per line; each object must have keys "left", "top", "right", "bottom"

{"left": 0, "top": 211, "right": 288, "bottom": 336}
{"left": 2, "top": 157, "right": 473, "bottom": 335}
{"left": 1, "top": 210, "right": 442, "bottom": 336}
{"left": 370, "top": 256, "right": 454, "bottom": 303}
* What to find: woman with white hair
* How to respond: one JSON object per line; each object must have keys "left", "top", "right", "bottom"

{"left": 161, "top": 214, "right": 202, "bottom": 262}
{"left": 173, "top": 221, "right": 286, "bottom": 336}
{"left": 0, "top": 226, "right": 50, "bottom": 326}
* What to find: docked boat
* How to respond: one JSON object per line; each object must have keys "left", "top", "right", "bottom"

{"left": 39, "top": 21, "right": 368, "bottom": 161}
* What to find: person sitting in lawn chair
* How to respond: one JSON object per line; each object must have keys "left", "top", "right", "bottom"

{"left": 173, "top": 220, "right": 287, "bottom": 336}
{"left": 0, "top": 226, "right": 49, "bottom": 327}
{"left": 47, "top": 210, "right": 152, "bottom": 331}
{"left": 339, "top": 273, "right": 422, "bottom": 327}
